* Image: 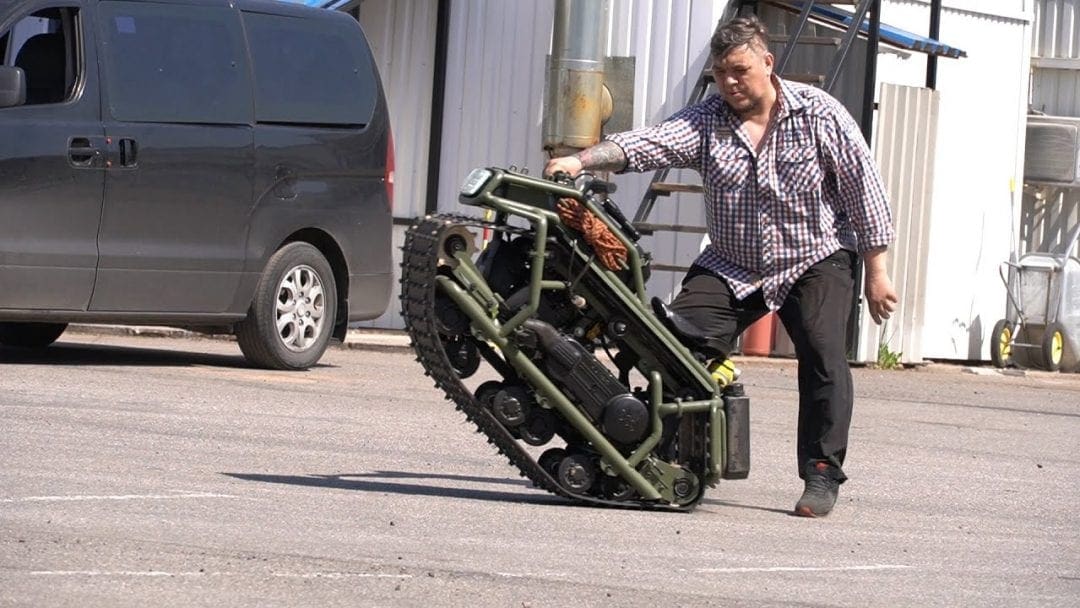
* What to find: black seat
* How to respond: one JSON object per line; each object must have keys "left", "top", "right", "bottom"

{"left": 651, "top": 296, "right": 726, "bottom": 359}
{"left": 14, "top": 32, "right": 67, "bottom": 105}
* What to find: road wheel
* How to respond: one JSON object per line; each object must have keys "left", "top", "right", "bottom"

{"left": 1036, "top": 322, "right": 1066, "bottom": 372}
{"left": 236, "top": 242, "right": 337, "bottom": 370}
{"left": 989, "top": 319, "right": 1014, "bottom": 368}
{"left": 0, "top": 322, "right": 67, "bottom": 348}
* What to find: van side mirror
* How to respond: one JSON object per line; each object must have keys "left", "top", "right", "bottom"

{"left": 0, "top": 65, "right": 27, "bottom": 108}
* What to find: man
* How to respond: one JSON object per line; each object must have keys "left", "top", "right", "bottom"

{"left": 544, "top": 15, "right": 898, "bottom": 517}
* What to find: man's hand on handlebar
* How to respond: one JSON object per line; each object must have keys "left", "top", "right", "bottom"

{"left": 544, "top": 156, "right": 583, "bottom": 179}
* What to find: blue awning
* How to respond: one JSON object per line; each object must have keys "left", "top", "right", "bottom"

{"left": 272, "top": 0, "right": 325, "bottom": 6}
{"left": 783, "top": 2, "right": 967, "bottom": 59}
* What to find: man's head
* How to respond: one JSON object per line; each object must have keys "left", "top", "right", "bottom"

{"left": 710, "top": 16, "right": 776, "bottom": 117}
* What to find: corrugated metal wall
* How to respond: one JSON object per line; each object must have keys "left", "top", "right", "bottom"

{"left": 778, "top": 1, "right": 1032, "bottom": 362}
{"left": 752, "top": 1, "right": 1033, "bottom": 363}
{"left": 1031, "top": 0, "right": 1080, "bottom": 116}
{"left": 359, "top": 0, "right": 733, "bottom": 328}
{"left": 354, "top": 0, "right": 1035, "bottom": 362}
{"left": 434, "top": 0, "right": 554, "bottom": 212}
{"left": 429, "top": 0, "right": 731, "bottom": 306}
{"left": 355, "top": 0, "right": 437, "bottom": 327}
{"left": 869, "top": 2, "right": 1032, "bottom": 361}
{"left": 858, "top": 84, "right": 939, "bottom": 364}
{"left": 357, "top": 0, "right": 437, "bottom": 222}
{"left": 1026, "top": 0, "right": 1080, "bottom": 277}
{"left": 1021, "top": 187, "right": 1080, "bottom": 256}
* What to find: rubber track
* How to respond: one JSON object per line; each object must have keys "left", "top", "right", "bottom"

{"left": 400, "top": 214, "right": 694, "bottom": 511}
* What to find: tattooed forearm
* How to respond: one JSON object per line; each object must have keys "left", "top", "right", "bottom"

{"left": 574, "top": 141, "right": 628, "bottom": 173}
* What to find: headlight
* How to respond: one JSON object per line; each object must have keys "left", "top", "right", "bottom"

{"left": 460, "top": 168, "right": 492, "bottom": 197}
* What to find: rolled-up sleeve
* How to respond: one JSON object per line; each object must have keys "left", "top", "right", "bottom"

{"left": 605, "top": 105, "right": 704, "bottom": 174}
{"left": 820, "top": 102, "right": 896, "bottom": 253}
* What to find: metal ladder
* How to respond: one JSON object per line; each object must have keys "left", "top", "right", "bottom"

{"left": 630, "top": 0, "right": 878, "bottom": 273}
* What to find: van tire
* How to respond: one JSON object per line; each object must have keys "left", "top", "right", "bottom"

{"left": 0, "top": 322, "right": 68, "bottom": 349}
{"left": 237, "top": 242, "right": 337, "bottom": 370}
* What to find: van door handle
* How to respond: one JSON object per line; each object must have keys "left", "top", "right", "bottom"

{"left": 119, "top": 138, "right": 138, "bottom": 167}
{"left": 68, "top": 137, "right": 100, "bottom": 167}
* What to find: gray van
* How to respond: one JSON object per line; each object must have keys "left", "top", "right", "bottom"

{"left": 0, "top": 0, "right": 394, "bottom": 369}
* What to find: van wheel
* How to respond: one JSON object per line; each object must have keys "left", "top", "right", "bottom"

{"left": 236, "top": 243, "right": 337, "bottom": 370}
{"left": 0, "top": 322, "right": 68, "bottom": 348}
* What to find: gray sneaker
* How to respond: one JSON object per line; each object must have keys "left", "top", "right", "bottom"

{"left": 794, "top": 461, "right": 840, "bottom": 517}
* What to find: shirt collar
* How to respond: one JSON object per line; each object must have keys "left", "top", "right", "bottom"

{"left": 774, "top": 75, "right": 807, "bottom": 117}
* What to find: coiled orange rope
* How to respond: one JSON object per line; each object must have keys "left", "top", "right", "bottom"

{"left": 556, "top": 198, "right": 628, "bottom": 271}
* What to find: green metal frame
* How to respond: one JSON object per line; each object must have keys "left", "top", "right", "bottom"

{"left": 447, "top": 168, "right": 730, "bottom": 500}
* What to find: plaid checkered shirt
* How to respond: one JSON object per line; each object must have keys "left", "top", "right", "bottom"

{"left": 607, "top": 77, "right": 895, "bottom": 309}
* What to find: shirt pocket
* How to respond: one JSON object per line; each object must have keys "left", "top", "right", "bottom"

{"left": 776, "top": 145, "right": 824, "bottom": 194}
{"left": 710, "top": 144, "right": 751, "bottom": 192}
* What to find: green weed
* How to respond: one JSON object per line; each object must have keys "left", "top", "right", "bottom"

{"left": 876, "top": 322, "right": 903, "bottom": 370}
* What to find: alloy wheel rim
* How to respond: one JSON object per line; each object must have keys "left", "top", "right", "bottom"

{"left": 274, "top": 264, "right": 326, "bottom": 352}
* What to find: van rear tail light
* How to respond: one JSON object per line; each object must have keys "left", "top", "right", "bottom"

{"left": 385, "top": 130, "right": 395, "bottom": 213}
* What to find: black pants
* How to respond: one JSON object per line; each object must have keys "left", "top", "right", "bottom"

{"left": 669, "top": 249, "right": 856, "bottom": 482}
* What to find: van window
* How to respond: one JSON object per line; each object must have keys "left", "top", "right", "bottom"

{"left": 242, "top": 12, "right": 377, "bottom": 127}
{"left": 97, "top": 2, "right": 251, "bottom": 124}
{"left": 0, "top": 8, "right": 79, "bottom": 105}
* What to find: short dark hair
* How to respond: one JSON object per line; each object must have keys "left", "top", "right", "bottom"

{"left": 710, "top": 16, "right": 769, "bottom": 59}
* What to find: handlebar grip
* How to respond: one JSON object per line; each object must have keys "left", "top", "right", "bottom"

{"left": 602, "top": 199, "right": 641, "bottom": 243}
{"left": 587, "top": 179, "right": 618, "bottom": 194}
{"left": 551, "top": 171, "right": 573, "bottom": 185}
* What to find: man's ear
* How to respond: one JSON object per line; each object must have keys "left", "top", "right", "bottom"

{"left": 763, "top": 50, "right": 775, "bottom": 75}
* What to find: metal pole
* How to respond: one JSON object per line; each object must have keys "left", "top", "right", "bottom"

{"left": 859, "top": 0, "right": 881, "bottom": 143}
{"left": 847, "top": 0, "right": 881, "bottom": 359}
{"left": 925, "top": 0, "right": 942, "bottom": 89}
{"left": 544, "top": 0, "right": 610, "bottom": 156}
{"left": 423, "top": 0, "right": 451, "bottom": 216}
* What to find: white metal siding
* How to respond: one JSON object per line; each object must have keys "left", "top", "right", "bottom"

{"left": 859, "top": 84, "right": 939, "bottom": 364}
{"left": 756, "top": 2, "right": 1033, "bottom": 361}
{"left": 865, "top": 2, "right": 1034, "bottom": 360}
{"left": 1024, "top": 1, "right": 1079, "bottom": 316}
{"left": 354, "top": 0, "right": 437, "bottom": 328}
{"left": 354, "top": 0, "right": 1035, "bottom": 353}
{"left": 434, "top": 0, "right": 731, "bottom": 308}
{"left": 435, "top": 0, "right": 554, "bottom": 213}
{"left": 1033, "top": 0, "right": 1080, "bottom": 58}
{"left": 357, "top": 0, "right": 437, "bottom": 221}
{"left": 1032, "top": 0, "right": 1080, "bottom": 116}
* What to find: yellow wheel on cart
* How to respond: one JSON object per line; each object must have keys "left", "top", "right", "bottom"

{"left": 1039, "top": 322, "right": 1065, "bottom": 372}
{"left": 990, "top": 318, "right": 1014, "bottom": 368}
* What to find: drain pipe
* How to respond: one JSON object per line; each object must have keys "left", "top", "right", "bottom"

{"left": 543, "top": 0, "right": 611, "bottom": 158}
{"left": 925, "top": 0, "right": 942, "bottom": 89}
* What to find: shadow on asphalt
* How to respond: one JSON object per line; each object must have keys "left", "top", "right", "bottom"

{"left": 0, "top": 342, "right": 336, "bottom": 371}
{"left": 344, "top": 470, "right": 534, "bottom": 487}
{"left": 222, "top": 471, "right": 569, "bottom": 507}
{"left": 700, "top": 498, "right": 793, "bottom": 516}
{"left": 225, "top": 470, "right": 798, "bottom": 515}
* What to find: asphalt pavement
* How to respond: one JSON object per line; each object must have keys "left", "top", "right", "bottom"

{"left": 1, "top": 330, "right": 1078, "bottom": 607}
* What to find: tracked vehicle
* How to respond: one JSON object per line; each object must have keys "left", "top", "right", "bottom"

{"left": 400, "top": 167, "right": 751, "bottom": 510}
